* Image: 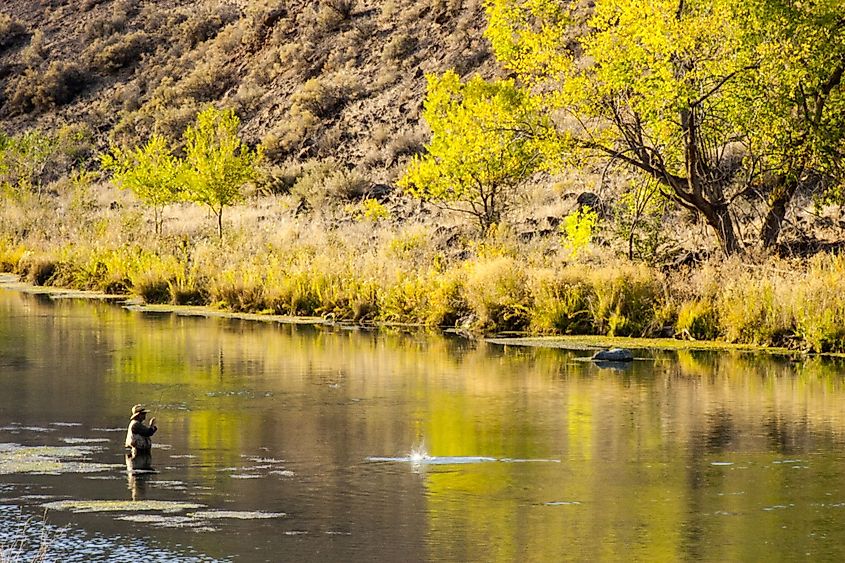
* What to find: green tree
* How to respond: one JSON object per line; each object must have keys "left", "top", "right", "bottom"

{"left": 100, "top": 134, "right": 182, "bottom": 235}
{"left": 733, "top": 0, "right": 845, "bottom": 248}
{"left": 613, "top": 178, "right": 675, "bottom": 261}
{"left": 181, "top": 106, "right": 261, "bottom": 239}
{"left": 400, "top": 71, "right": 549, "bottom": 234}
{"left": 485, "top": 0, "right": 845, "bottom": 254}
{"left": 0, "top": 130, "right": 57, "bottom": 198}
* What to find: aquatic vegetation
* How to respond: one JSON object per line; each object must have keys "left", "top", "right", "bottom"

{"left": 0, "top": 507, "right": 51, "bottom": 563}
{"left": 116, "top": 515, "right": 216, "bottom": 531}
{"left": 43, "top": 500, "right": 205, "bottom": 514}
{"left": 244, "top": 457, "right": 286, "bottom": 464}
{"left": 0, "top": 444, "right": 117, "bottom": 475}
{"left": 60, "top": 438, "right": 109, "bottom": 444}
{"left": 189, "top": 510, "right": 285, "bottom": 520}
{"left": 0, "top": 425, "right": 54, "bottom": 433}
{"left": 0, "top": 506, "right": 225, "bottom": 561}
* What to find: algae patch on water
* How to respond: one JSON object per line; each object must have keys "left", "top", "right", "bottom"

{"left": 190, "top": 510, "right": 286, "bottom": 520}
{"left": 43, "top": 500, "right": 205, "bottom": 514}
{"left": 0, "top": 443, "right": 118, "bottom": 475}
{"left": 61, "top": 438, "right": 110, "bottom": 444}
{"left": 117, "top": 514, "right": 217, "bottom": 531}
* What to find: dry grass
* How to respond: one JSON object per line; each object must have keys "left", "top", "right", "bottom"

{"left": 2, "top": 186, "right": 843, "bottom": 352}
{"left": 0, "top": 511, "right": 51, "bottom": 563}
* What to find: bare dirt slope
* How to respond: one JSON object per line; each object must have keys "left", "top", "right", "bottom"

{"left": 0, "top": 0, "right": 494, "bottom": 175}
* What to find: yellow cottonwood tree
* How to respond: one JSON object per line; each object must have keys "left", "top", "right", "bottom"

{"left": 485, "top": 0, "right": 845, "bottom": 254}
{"left": 181, "top": 106, "right": 261, "bottom": 239}
{"left": 400, "top": 71, "right": 551, "bottom": 234}
{"left": 100, "top": 134, "right": 182, "bottom": 235}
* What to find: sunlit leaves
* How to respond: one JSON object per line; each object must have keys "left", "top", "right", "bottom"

{"left": 400, "top": 71, "right": 550, "bottom": 233}
{"left": 181, "top": 106, "right": 262, "bottom": 239}
{"left": 483, "top": 0, "right": 845, "bottom": 251}
{"left": 100, "top": 134, "right": 182, "bottom": 234}
{"left": 102, "top": 106, "right": 261, "bottom": 238}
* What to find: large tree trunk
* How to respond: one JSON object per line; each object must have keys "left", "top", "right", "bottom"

{"left": 712, "top": 203, "right": 740, "bottom": 256}
{"left": 760, "top": 175, "right": 799, "bottom": 250}
{"left": 699, "top": 200, "right": 740, "bottom": 256}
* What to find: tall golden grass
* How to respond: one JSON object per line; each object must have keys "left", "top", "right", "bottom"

{"left": 1, "top": 191, "right": 843, "bottom": 352}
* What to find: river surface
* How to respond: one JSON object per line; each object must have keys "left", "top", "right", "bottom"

{"left": 2, "top": 288, "right": 845, "bottom": 561}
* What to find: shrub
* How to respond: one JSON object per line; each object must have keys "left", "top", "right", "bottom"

{"left": 361, "top": 198, "right": 390, "bottom": 221}
{"left": 291, "top": 162, "right": 370, "bottom": 209}
{"left": 91, "top": 32, "right": 152, "bottom": 73}
{"left": 289, "top": 78, "right": 345, "bottom": 118}
{"left": 132, "top": 273, "right": 171, "bottom": 303}
{"left": 181, "top": 5, "right": 241, "bottom": 47}
{"left": 317, "top": 0, "right": 357, "bottom": 30}
{"left": 325, "top": 0, "right": 357, "bottom": 19}
{"left": 178, "top": 59, "right": 233, "bottom": 102}
{"left": 529, "top": 271, "right": 592, "bottom": 334}
{"left": 792, "top": 255, "right": 845, "bottom": 352}
{"left": 588, "top": 264, "right": 664, "bottom": 336}
{"left": 0, "top": 14, "right": 27, "bottom": 52}
{"left": 562, "top": 206, "right": 599, "bottom": 258}
{"left": 83, "top": 11, "right": 127, "bottom": 41}
{"left": 463, "top": 256, "right": 531, "bottom": 332}
{"left": 126, "top": 252, "right": 182, "bottom": 303}
{"left": 262, "top": 106, "right": 321, "bottom": 157}
{"left": 379, "top": 274, "right": 430, "bottom": 323}
{"left": 19, "top": 255, "right": 58, "bottom": 286}
{"left": 382, "top": 33, "right": 417, "bottom": 62}
{"left": 0, "top": 127, "right": 87, "bottom": 194}
{"left": 21, "top": 29, "right": 46, "bottom": 66}
{"left": 385, "top": 129, "right": 426, "bottom": 162}
{"left": 717, "top": 274, "right": 793, "bottom": 346}
{"left": 81, "top": 0, "right": 107, "bottom": 10}
{"left": 0, "top": 240, "right": 26, "bottom": 272}
{"left": 7, "top": 61, "right": 87, "bottom": 114}
{"left": 168, "top": 269, "right": 208, "bottom": 305}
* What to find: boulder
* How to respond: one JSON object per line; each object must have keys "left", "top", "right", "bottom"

{"left": 591, "top": 348, "right": 634, "bottom": 362}
{"left": 576, "top": 192, "right": 601, "bottom": 210}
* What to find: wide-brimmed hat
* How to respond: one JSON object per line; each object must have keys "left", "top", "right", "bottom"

{"left": 129, "top": 404, "right": 150, "bottom": 420}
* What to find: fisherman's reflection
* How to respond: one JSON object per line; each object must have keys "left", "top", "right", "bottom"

{"left": 126, "top": 449, "right": 154, "bottom": 500}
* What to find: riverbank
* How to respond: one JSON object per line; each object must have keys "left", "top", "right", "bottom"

{"left": 3, "top": 267, "right": 840, "bottom": 359}
{"left": 2, "top": 189, "right": 844, "bottom": 353}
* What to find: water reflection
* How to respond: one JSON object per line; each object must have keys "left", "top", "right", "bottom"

{"left": 1, "top": 289, "right": 845, "bottom": 560}
{"left": 125, "top": 450, "right": 154, "bottom": 501}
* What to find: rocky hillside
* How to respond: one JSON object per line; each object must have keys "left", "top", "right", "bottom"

{"left": 0, "top": 0, "right": 495, "bottom": 178}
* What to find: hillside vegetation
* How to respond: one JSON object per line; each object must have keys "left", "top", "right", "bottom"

{"left": 0, "top": 0, "right": 491, "bottom": 178}
{"left": 0, "top": 0, "right": 844, "bottom": 352}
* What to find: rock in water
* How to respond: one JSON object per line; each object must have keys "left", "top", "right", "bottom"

{"left": 591, "top": 348, "right": 634, "bottom": 362}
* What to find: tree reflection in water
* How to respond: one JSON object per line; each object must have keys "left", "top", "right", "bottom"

{"left": 2, "top": 290, "right": 845, "bottom": 561}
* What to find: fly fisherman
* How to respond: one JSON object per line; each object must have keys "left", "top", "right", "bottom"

{"left": 125, "top": 405, "right": 157, "bottom": 499}
{"left": 125, "top": 404, "right": 157, "bottom": 452}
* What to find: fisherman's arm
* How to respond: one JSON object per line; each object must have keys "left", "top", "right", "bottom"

{"left": 131, "top": 420, "right": 157, "bottom": 437}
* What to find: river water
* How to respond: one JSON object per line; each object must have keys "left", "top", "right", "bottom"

{"left": 1, "top": 288, "right": 845, "bottom": 561}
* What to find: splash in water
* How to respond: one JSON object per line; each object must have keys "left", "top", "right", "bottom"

{"left": 408, "top": 445, "right": 431, "bottom": 465}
